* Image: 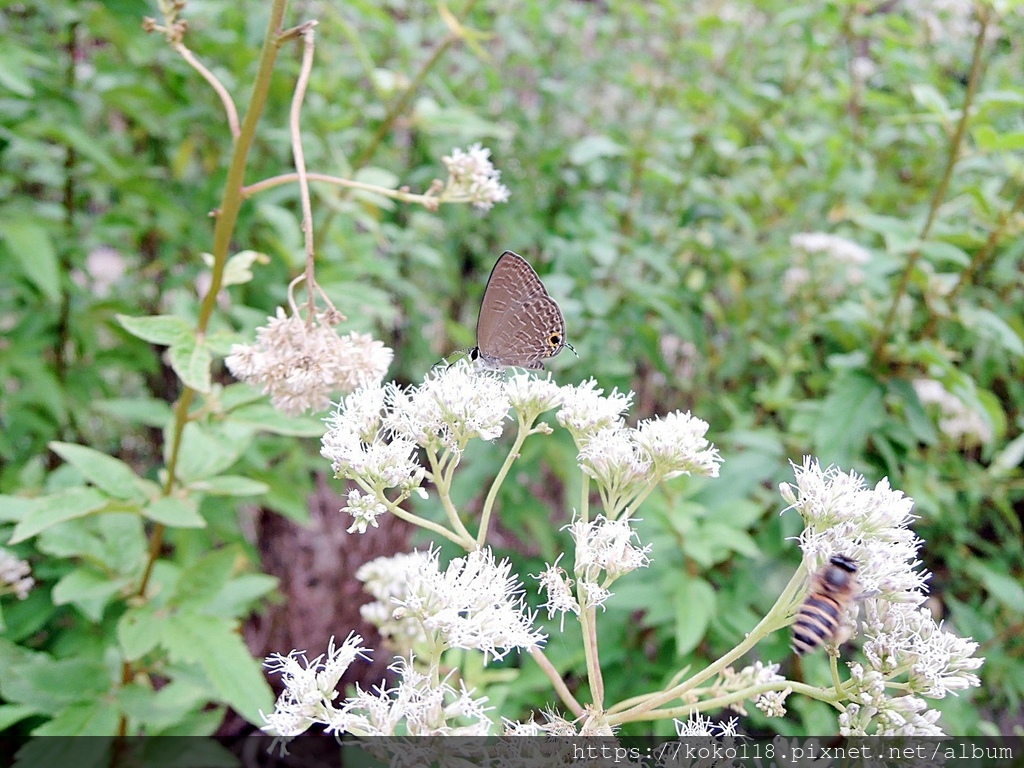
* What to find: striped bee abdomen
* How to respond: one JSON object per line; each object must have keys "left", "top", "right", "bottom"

{"left": 791, "top": 555, "right": 859, "bottom": 656}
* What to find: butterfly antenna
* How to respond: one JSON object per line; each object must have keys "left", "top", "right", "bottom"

{"left": 566, "top": 342, "right": 579, "bottom": 358}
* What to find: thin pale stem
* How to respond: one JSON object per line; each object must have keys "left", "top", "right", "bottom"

{"left": 476, "top": 417, "right": 534, "bottom": 548}
{"left": 529, "top": 647, "right": 584, "bottom": 717}
{"left": 870, "top": 5, "right": 990, "bottom": 366}
{"left": 425, "top": 448, "right": 475, "bottom": 547}
{"left": 288, "top": 22, "right": 319, "bottom": 320}
{"left": 578, "top": 602, "right": 605, "bottom": 709}
{"left": 173, "top": 42, "right": 241, "bottom": 138}
{"left": 606, "top": 564, "right": 807, "bottom": 724}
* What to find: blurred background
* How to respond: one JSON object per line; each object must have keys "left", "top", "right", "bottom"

{"left": 1, "top": 0, "right": 1022, "bottom": 737}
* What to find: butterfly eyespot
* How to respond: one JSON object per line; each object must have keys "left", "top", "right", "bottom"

{"left": 548, "top": 333, "right": 562, "bottom": 347}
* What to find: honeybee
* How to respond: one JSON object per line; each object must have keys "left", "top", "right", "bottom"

{"left": 791, "top": 555, "right": 860, "bottom": 656}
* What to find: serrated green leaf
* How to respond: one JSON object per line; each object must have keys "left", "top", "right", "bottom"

{"left": 206, "top": 574, "right": 279, "bottom": 617}
{"left": 205, "top": 330, "right": 244, "bottom": 356}
{"left": 171, "top": 547, "right": 239, "bottom": 609}
{"left": 117, "top": 606, "right": 163, "bottom": 661}
{"left": 5, "top": 656, "right": 111, "bottom": 708}
{"left": 49, "top": 442, "right": 145, "bottom": 501}
{"left": 189, "top": 475, "right": 269, "bottom": 497}
{"left": 170, "top": 422, "right": 255, "bottom": 482}
{"left": 161, "top": 612, "right": 274, "bottom": 724}
{"left": 673, "top": 576, "right": 716, "bottom": 657}
{"left": 0, "top": 218, "right": 60, "bottom": 302}
{"left": 143, "top": 496, "right": 206, "bottom": 528}
{"left": 168, "top": 336, "right": 212, "bottom": 392}
{"left": 10, "top": 488, "right": 110, "bottom": 544}
{"left": 51, "top": 567, "right": 125, "bottom": 622}
{"left": 117, "top": 314, "right": 192, "bottom": 346}
{"left": 93, "top": 398, "right": 173, "bottom": 427}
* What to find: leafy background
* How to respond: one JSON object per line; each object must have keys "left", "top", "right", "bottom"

{"left": 0, "top": 0, "right": 1022, "bottom": 738}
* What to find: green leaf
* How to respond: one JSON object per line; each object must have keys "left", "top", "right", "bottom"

{"left": 568, "top": 135, "right": 626, "bottom": 165}
{"left": 30, "top": 702, "right": 121, "bottom": 736}
{"left": 206, "top": 574, "right": 278, "bottom": 617}
{"left": 189, "top": 475, "right": 269, "bottom": 497}
{"left": 10, "top": 488, "right": 110, "bottom": 544}
{"left": 0, "top": 218, "right": 60, "bottom": 302}
{"left": 170, "top": 422, "right": 255, "bottom": 482}
{"left": 972, "top": 124, "right": 1024, "bottom": 151}
{"left": 230, "top": 403, "right": 325, "bottom": 437}
{"left": 964, "top": 561, "right": 1024, "bottom": 610}
{"left": 161, "top": 612, "right": 274, "bottom": 724}
{"left": 93, "top": 397, "right": 173, "bottom": 427}
{"left": 0, "top": 703, "right": 39, "bottom": 731}
{"left": 14, "top": 734, "right": 115, "bottom": 765}
{"left": 3, "top": 655, "right": 111, "bottom": 708}
{"left": 672, "top": 575, "right": 716, "bottom": 657}
{"left": 51, "top": 567, "right": 125, "bottom": 622}
{"left": 812, "top": 371, "right": 886, "bottom": 465}
{"left": 49, "top": 442, "right": 145, "bottom": 501}
{"left": 171, "top": 547, "right": 239, "bottom": 609}
{"left": 117, "top": 606, "right": 163, "bottom": 661}
{"left": 911, "top": 83, "right": 951, "bottom": 114}
{"left": 168, "top": 336, "right": 212, "bottom": 392}
{"left": 143, "top": 496, "right": 206, "bottom": 528}
{"left": 958, "top": 305, "right": 1024, "bottom": 357}
{"left": 205, "top": 330, "right": 244, "bottom": 356}
{"left": 116, "top": 314, "right": 191, "bottom": 346}
{"left": 918, "top": 240, "right": 970, "bottom": 268}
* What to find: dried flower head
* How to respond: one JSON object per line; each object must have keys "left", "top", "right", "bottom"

{"left": 226, "top": 307, "right": 392, "bottom": 415}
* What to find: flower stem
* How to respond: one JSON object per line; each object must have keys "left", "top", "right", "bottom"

{"left": 476, "top": 415, "right": 533, "bottom": 548}
{"left": 869, "top": 5, "right": 990, "bottom": 367}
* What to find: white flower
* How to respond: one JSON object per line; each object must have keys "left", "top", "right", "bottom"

{"left": 226, "top": 307, "right": 392, "bottom": 415}
{"left": 782, "top": 458, "right": 983, "bottom": 734}
{"left": 356, "top": 551, "right": 434, "bottom": 656}
{"left": 391, "top": 547, "right": 546, "bottom": 662}
{"left": 634, "top": 410, "right": 722, "bottom": 479}
{"left": 505, "top": 371, "right": 563, "bottom": 422}
{"left": 330, "top": 656, "right": 493, "bottom": 736}
{"left": 0, "top": 548, "right": 33, "bottom": 600}
{"left": 674, "top": 713, "right": 739, "bottom": 737}
{"left": 386, "top": 363, "right": 509, "bottom": 454}
{"left": 569, "top": 514, "right": 651, "bottom": 584}
{"left": 260, "top": 633, "right": 370, "bottom": 737}
{"left": 755, "top": 688, "right": 791, "bottom": 717}
{"left": 442, "top": 143, "right": 511, "bottom": 210}
{"left": 577, "top": 427, "right": 650, "bottom": 498}
{"left": 320, "top": 426, "right": 423, "bottom": 494}
{"left": 913, "top": 378, "right": 993, "bottom": 446}
{"left": 791, "top": 232, "right": 872, "bottom": 265}
{"left": 533, "top": 556, "right": 581, "bottom": 630}
{"left": 341, "top": 489, "right": 386, "bottom": 534}
{"left": 556, "top": 378, "right": 633, "bottom": 440}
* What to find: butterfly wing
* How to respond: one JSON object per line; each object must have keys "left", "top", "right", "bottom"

{"left": 474, "top": 251, "right": 568, "bottom": 368}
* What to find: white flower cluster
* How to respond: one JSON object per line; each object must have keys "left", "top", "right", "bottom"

{"left": 261, "top": 641, "right": 492, "bottom": 739}
{"left": 558, "top": 379, "right": 721, "bottom": 508}
{"left": 226, "top": 307, "right": 393, "bottom": 415}
{"left": 356, "top": 551, "right": 434, "bottom": 655}
{"left": 912, "top": 378, "right": 993, "bottom": 446}
{"left": 716, "top": 660, "right": 787, "bottom": 716}
{"left": 442, "top": 143, "right": 511, "bottom": 210}
{"left": 781, "top": 458, "right": 983, "bottom": 734}
{"left": 358, "top": 547, "right": 545, "bottom": 664}
{"left": 0, "top": 548, "right": 34, "bottom": 600}
{"left": 785, "top": 232, "right": 872, "bottom": 299}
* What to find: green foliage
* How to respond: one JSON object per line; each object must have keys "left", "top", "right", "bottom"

{"left": 1, "top": 0, "right": 1021, "bottom": 738}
